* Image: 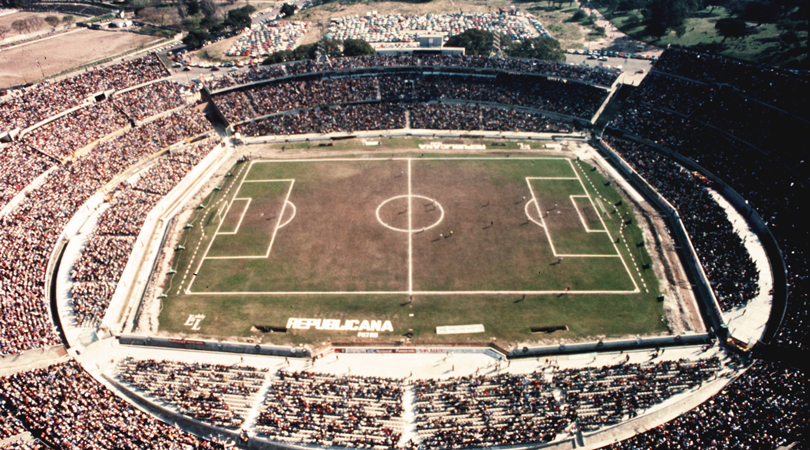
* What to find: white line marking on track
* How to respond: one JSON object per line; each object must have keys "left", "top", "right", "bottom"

{"left": 572, "top": 160, "right": 648, "bottom": 293}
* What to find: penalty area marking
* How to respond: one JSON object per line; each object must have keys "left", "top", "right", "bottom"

{"left": 187, "top": 160, "right": 294, "bottom": 293}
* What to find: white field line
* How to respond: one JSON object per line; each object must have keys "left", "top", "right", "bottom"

{"left": 264, "top": 180, "right": 295, "bottom": 258}
{"left": 187, "top": 159, "right": 257, "bottom": 292}
{"left": 575, "top": 160, "right": 650, "bottom": 294}
{"left": 186, "top": 161, "right": 254, "bottom": 294}
{"left": 407, "top": 158, "right": 413, "bottom": 295}
{"left": 570, "top": 195, "right": 607, "bottom": 233}
{"left": 524, "top": 199, "right": 545, "bottom": 228}
{"left": 532, "top": 177, "right": 579, "bottom": 180}
{"left": 568, "top": 159, "right": 639, "bottom": 293}
{"left": 216, "top": 198, "right": 252, "bottom": 235}
{"left": 243, "top": 179, "right": 295, "bottom": 183}
{"left": 245, "top": 157, "right": 572, "bottom": 163}
{"left": 202, "top": 180, "right": 295, "bottom": 260}
{"left": 526, "top": 177, "right": 558, "bottom": 256}
{"left": 186, "top": 289, "right": 641, "bottom": 296}
{"left": 278, "top": 201, "right": 296, "bottom": 229}
{"left": 556, "top": 254, "right": 622, "bottom": 258}
{"left": 595, "top": 197, "right": 608, "bottom": 216}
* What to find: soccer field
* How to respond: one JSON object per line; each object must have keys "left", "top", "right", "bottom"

{"left": 160, "top": 156, "right": 666, "bottom": 344}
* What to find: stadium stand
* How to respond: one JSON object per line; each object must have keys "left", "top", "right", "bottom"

{"left": 411, "top": 357, "right": 722, "bottom": 449}
{"left": 600, "top": 360, "right": 806, "bottom": 450}
{"left": 0, "top": 46, "right": 807, "bottom": 450}
{"left": 603, "top": 136, "right": 759, "bottom": 311}
{"left": 254, "top": 369, "right": 404, "bottom": 448}
{"left": 206, "top": 55, "right": 620, "bottom": 92}
{"left": 0, "top": 360, "right": 224, "bottom": 449}
{"left": 116, "top": 357, "right": 268, "bottom": 429}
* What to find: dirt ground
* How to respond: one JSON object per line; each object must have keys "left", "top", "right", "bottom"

{"left": 0, "top": 29, "right": 159, "bottom": 88}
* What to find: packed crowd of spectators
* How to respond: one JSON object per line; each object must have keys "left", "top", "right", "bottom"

{"left": 325, "top": 12, "right": 548, "bottom": 44}
{"left": 0, "top": 54, "right": 168, "bottom": 132}
{"left": 0, "top": 106, "right": 211, "bottom": 355}
{"left": 255, "top": 369, "right": 404, "bottom": 448}
{"left": 116, "top": 357, "right": 268, "bottom": 429}
{"left": 0, "top": 360, "right": 225, "bottom": 449}
{"left": 114, "top": 81, "right": 186, "bottom": 123}
{"left": 604, "top": 136, "right": 760, "bottom": 311}
{"left": 227, "top": 20, "right": 309, "bottom": 57}
{"left": 652, "top": 47, "right": 809, "bottom": 120}
{"left": 410, "top": 102, "right": 581, "bottom": 133}
{"left": 691, "top": 94, "right": 809, "bottom": 173}
{"left": 237, "top": 103, "right": 406, "bottom": 136}
{"left": 205, "top": 54, "right": 620, "bottom": 94}
{"left": 0, "top": 142, "right": 54, "bottom": 211}
{"left": 409, "top": 357, "right": 721, "bottom": 449}
{"left": 68, "top": 137, "right": 219, "bottom": 327}
{"left": 600, "top": 360, "right": 806, "bottom": 450}
{"left": 21, "top": 101, "right": 130, "bottom": 160}
{"left": 214, "top": 72, "right": 607, "bottom": 126}
{"left": 611, "top": 48, "right": 809, "bottom": 349}
{"left": 236, "top": 101, "right": 579, "bottom": 137}
{"left": 245, "top": 77, "right": 380, "bottom": 118}
{"left": 627, "top": 72, "right": 712, "bottom": 116}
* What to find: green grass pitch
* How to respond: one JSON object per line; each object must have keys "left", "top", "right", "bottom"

{"left": 159, "top": 155, "right": 667, "bottom": 345}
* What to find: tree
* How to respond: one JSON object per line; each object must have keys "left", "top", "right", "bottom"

{"left": 738, "top": 0, "right": 780, "bottom": 26}
{"left": 183, "top": 27, "right": 210, "bottom": 48}
{"left": 263, "top": 49, "right": 293, "bottom": 64}
{"left": 715, "top": 17, "right": 748, "bottom": 40}
{"left": 280, "top": 3, "right": 297, "bottom": 18}
{"left": 200, "top": 0, "right": 218, "bottom": 18}
{"left": 62, "top": 15, "right": 74, "bottom": 29}
{"left": 570, "top": 9, "right": 587, "bottom": 22}
{"left": 11, "top": 19, "right": 26, "bottom": 35}
{"left": 44, "top": 15, "right": 59, "bottom": 29}
{"left": 225, "top": 8, "right": 251, "bottom": 30}
{"left": 186, "top": 0, "right": 200, "bottom": 16}
{"left": 508, "top": 36, "right": 566, "bottom": 62}
{"left": 342, "top": 38, "right": 375, "bottom": 56}
{"left": 643, "top": 0, "right": 695, "bottom": 37}
{"left": 0, "top": 25, "right": 9, "bottom": 40}
{"left": 26, "top": 16, "right": 44, "bottom": 31}
{"left": 445, "top": 28, "right": 495, "bottom": 56}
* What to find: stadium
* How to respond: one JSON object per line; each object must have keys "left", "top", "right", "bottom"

{"left": 0, "top": 3, "right": 807, "bottom": 450}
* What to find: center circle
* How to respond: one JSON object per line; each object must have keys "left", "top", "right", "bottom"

{"left": 376, "top": 195, "right": 445, "bottom": 233}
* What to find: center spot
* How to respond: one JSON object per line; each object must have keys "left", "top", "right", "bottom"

{"left": 376, "top": 195, "right": 445, "bottom": 233}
